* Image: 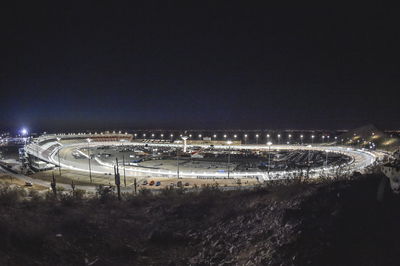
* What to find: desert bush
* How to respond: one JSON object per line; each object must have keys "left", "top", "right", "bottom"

{"left": 96, "top": 185, "right": 115, "bottom": 202}
{"left": 0, "top": 186, "right": 27, "bottom": 206}
{"left": 138, "top": 187, "right": 152, "bottom": 197}
{"left": 27, "top": 189, "right": 42, "bottom": 202}
{"left": 72, "top": 189, "right": 86, "bottom": 200}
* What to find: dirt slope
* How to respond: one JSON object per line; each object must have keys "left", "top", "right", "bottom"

{"left": 0, "top": 175, "right": 399, "bottom": 265}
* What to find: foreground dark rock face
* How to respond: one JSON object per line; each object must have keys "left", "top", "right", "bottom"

{"left": 1, "top": 175, "right": 400, "bottom": 265}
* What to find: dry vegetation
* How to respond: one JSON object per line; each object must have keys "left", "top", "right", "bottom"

{"left": 0, "top": 173, "right": 400, "bottom": 265}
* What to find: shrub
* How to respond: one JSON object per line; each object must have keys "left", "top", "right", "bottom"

{"left": 0, "top": 186, "right": 27, "bottom": 206}
{"left": 96, "top": 185, "right": 115, "bottom": 202}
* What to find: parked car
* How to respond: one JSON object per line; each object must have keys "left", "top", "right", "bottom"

{"left": 142, "top": 180, "right": 148, "bottom": 185}
{"left": 184, "top": 182, "right": 190, "bottom": 186}
{"left": 156, "top": 181, "right": 161, "bottom": 186}
{"left": 25, "top": 182, "right": 33, "bottom": 187}
{"left": 149, "top": 180, "right": 155, "bottom": 186}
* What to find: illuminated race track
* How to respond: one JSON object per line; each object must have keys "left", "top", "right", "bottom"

{"left": 38, "top": 140, "right": 379, "bottom": 181}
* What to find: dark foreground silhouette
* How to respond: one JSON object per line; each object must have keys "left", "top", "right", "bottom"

{"left": 0, "top": 174, "right": 399, "bottom": 265}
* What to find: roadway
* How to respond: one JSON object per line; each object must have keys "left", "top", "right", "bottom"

{"left": 42, "top": 141, "right": 381, "bottom": 181}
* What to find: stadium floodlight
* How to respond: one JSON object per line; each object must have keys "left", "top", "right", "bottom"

{"left": 20, "top": 128, "right": 28, "bottom": 136}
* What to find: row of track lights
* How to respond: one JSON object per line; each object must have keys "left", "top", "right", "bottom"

{"left": 47, "top": 132, "right": 341, "bottom": 142}
{"left": 133, "top": 133, "right": 338, "bottom": 140}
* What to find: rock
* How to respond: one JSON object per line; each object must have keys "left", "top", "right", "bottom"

{"left": 229, "top": 246, "right": 235, "bottom": 254}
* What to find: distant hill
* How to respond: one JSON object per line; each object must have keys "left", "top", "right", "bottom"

{"left": 339, "top": 124, "right": 400, "bottom": 151}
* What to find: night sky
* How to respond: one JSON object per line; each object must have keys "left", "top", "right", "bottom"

{"left": 1, "top": 3, "right": 399, "bottom": 132}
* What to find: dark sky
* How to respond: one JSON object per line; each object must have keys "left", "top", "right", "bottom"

{"left": 1, "top": 2, "right": 399, "bottom": 132}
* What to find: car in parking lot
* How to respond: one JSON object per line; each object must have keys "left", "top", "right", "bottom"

{"left": 149, "top": 180, "right": 155, "bottom": 186}
{"left": 156, "top": 181, "right": 161, "bottom": 186}
{"left": 142, "top": 180, "right": 148, "bottom": 185}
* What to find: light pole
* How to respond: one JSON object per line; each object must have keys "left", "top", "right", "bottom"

{"left": 86, "top": 138, "right": 92, "bottom": 183}
{"left": 277, "top": 134, "right": 281, "bottom": 145}
{"left": 288, "top": 134, "right": 292, "bottom": 144}
{"left": 244, "top": 134, "right": 248, "bottom": 144}
{"left": 307, "top": 146, "right": 312, "bottom": 165}
{"left": 300, "top": 134, "right": 304, "bottom": 144}
{"left": 325, "top": 150, "right": 329, "bottom": 167}
{"left": 227, "top": 140, "right": 232, "bottom": 179}
{"left": 311, "top": 135, "right": 315, "bottom": 144}
{"left": 267, "top": 142, "right": 272, "bottom": 173}
{"left": 176, "top": 148, "right": 180, "bottom": 179}
{"left": 181, "top": 136, "right": 188, "bottom": 153}
{"left": 122, "top": 154, "right": 126, "bottom": 187}
{"left": 56, "top": 137, "right": 62, "bottom": 176}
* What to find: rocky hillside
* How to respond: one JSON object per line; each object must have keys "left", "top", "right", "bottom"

{"left": 1, "top": 174, "right": 399, "bottom": 265}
